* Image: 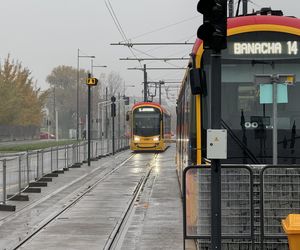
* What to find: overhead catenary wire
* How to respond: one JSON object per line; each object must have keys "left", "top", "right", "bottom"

{"left": 104, "top": 0, "right": 142, "bottom": 68}
{"left": 105, "top": 0, "right": 192, "bottom": 103}
{"left": 248, "top": 0, "right": 262, "bottom": 8}
{"left": 130, "top": 47, "right": 181, "bottom": 68}
{"left": 124, "top": 16, "right": 200, "bottom": 42}
{"left": 104, "top": 1, "right": 127, "bottom": 42}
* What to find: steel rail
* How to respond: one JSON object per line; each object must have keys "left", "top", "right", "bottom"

{"left": 104, "top": 153, "right": 158, "bottom": 250}
{"left": 12, "top": 153, "right": 134, "bottom": 250}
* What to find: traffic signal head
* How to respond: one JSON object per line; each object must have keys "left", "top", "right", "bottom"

{"left": 197, "top": 0, "right": 214, "bottom": 15}
{"left": 197, "top": 0, "right": 227, "bottom": 51}
{"left": 86, "top": 77, "right": 98, "bottom": 86}
{"left": 111, "top": 103, "right": 116, "bottom": 117}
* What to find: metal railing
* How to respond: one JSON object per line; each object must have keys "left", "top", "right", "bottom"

{"left": 183, "top": 164, "right": 300, "bottom": 250}
{"left": 0, "top": 139, "right": 130, "bottom": 209}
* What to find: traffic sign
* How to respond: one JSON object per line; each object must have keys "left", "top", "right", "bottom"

{"left": 86, "top": 77, "right": 98, "bottom": 86}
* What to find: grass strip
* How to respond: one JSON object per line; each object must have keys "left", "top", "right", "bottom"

{"left": 0, "top": 140, "right": 80, "bottom": 152}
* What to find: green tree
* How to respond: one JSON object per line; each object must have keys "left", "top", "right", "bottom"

{"left": 46, "top": 65, "right": 91, "bottom": 138}
{"left": 46, "top": 66, "right": 126, "bottom": 138}
{"left": 0, "top": 56, "right": 46, "bottom": 127}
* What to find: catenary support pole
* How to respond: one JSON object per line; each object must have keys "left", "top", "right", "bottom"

{"left": 143, "top": 64, "right": 147, "bottom": 102}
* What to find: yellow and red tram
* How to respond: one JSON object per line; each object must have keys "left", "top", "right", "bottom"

{"left": 130, "top": 102, "right": 171, "bottom": 152}
{"left": 177, "top": 10, "right": 300, "bottom": 248}
{"left": 177, "top": 10, "right": 300, "bottom": 175}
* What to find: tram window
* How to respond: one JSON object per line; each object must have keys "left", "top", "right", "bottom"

{"left": 133, "top": 108, "right": 161, "bottom": 137}
{"left": 220, "top": 61, "right": 300, "bottom": 130}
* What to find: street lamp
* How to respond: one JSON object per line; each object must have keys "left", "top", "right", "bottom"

{"left": 91, "top": 59, "right": 107, "bottom": 75}
{"left": 76, "top": 49, "right": 95, "bottom": 141}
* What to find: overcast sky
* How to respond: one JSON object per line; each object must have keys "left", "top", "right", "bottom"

{"left": 0, "top": 0, "right": 299, "bottom": 103}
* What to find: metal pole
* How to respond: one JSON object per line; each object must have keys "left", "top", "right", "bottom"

{"left": 105, "top": 87, "right": 109, "bottom": 154}
{"left": 229, "top": 0, "right": 234, "bottom": 17}
{"left": 159, "top": 82, "right": 162, "bottom": 104}
{"left": 112, "top": 98, "right": 115, "bottom": 155}
{"left": 41, "top": 150, "right": 44, "bottom": 176}
{"left": 56, "top": 146, "right": 59, "bottom": 171}
{"left": 112, "top": 112, "right": 115, "bottom": 155}
{"left": 101, "top": 104, "right": 104, "bottom": 155}
{"left": 3, "top": 160, "right": 6, "bottom": 205}
{"left": 272, "top": 76, "right": 278, "bottom": 165}
{"left": 118, "top": 93, "right": 121, "bottom": 151}
{"left": 47, "top": 117, "right": 50, "bottom": 140}
{"left": 91, "top": 60, "right": 94, "bottom": 145}
{"left": 51, "top": 147, "right": 53, "bottom": 172}
{"left": 18, "top": 156, "right": 21, "bottom": 194}
{"left": 76, "top": 48, "right": 80, "bottom": 140}
{"left": 53, "top": 86, "right": 56, "bottom": 136}
{"left": 66, "top": 145, "right": 69, "bottom": 168}
{"left": 26, "top": 153, "right": 30, "bottom": 185}
{"left": 143, "top": 64, "right": 147, "bottom": 102}
{"left": 88, "top": 84, "right": 91, "bottom": 166}
{"left": 210, "top": 50, "right": 222, "bottom": 250}
{"left": 98, "top": 103, "right": 100, "bottom": 140}
{"left": 55, "top": 110, "right": 58, "bottom": 141}
{"left": 242, "top": 0, "right": 248, "bottom": 15}
{"left": 37, "top": 151, "right": 39, "bottom": 179}
{"left": 64, "top": 145, "right": 67, "bottom": 168}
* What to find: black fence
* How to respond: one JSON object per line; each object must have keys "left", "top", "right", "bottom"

{"left": 183, "top": 164, "right": 300, "bottom": 250}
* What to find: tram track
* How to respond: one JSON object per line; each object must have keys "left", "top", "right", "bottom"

{"left": 104, "top": 153, "right": 158, "bottom": 250}
{"left": 10, "top": 152, "right": 135, "bottom": 250}
{"left": 0, "top": 150, "right": 131, "bottom": 226}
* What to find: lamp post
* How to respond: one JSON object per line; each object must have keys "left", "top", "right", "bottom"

{"left": 76, "top": 49, "right": 95, "bottom": 141}
{"left": 91, "top": 59, "right": 107, "bottom": 75}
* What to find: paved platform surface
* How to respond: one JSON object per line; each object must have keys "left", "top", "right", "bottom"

{"left": 1, "top": 145, "right": 194, "bottom": 250}
{"left": 121, "top": 146, "right": 186, "bottom": 249}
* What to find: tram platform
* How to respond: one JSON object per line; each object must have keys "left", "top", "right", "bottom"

{"left": 0, "top": 145, "right": 194, "bottom": 249}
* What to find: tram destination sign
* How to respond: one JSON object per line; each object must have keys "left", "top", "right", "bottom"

{"left": 226, "top": 40, "right": 300, "bottom": 58}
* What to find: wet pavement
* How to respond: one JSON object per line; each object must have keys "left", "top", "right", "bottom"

{"left": 121, "top": 146, "right": 186, "bottom": 250}
{"left": 0, "top": 145, "right": 194, "bottom": 250}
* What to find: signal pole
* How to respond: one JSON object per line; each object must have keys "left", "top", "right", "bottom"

{"left": 197, "top": 1, "right": 227, "bottom": 249}
{"left": 87, "top": 82, "right": 91, "bottom": 166}
{"left": 210, "top": 50, "right": 222, "bottom": 249}
{"left": 229, "top": 0, "right": 234, "bottom": 17}
{"left": 243, "top": 0, "right": 248, "bottom": 15}
{"left": 111, "top": 96, "right": 116, "bottom": 155}
{"left": 85, "top": 73, "right": 98, "bottom": 166}
{"left": 143, "top": 64, "right": 147, "bottom": 102}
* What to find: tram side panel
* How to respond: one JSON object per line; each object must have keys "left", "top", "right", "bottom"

{"left": 176, "top": 77, "right": 199, "bottom": 233}
{"left": 177, "top": 13, "right": 300, "bottom": 249}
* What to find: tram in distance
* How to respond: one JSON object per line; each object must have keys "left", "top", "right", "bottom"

{"left": 177, "top": 9, "right": 300, "bottom": 175}
{"left": 129, "top": 102, "right": 171, "bottom": 152}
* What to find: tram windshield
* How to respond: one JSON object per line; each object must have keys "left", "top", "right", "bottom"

{"left": 203, "top": 32, "right": 300, "bottom": 131}
{"left": 220, "top": 58, "right": 300, "bottom": 130}
{"left": 133, "top": 107, "right": 161, "bottom": 136}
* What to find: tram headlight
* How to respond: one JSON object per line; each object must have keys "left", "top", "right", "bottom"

{"left": 134, "top": 136, "right": 140, "bottom": 142}
{"left": 153, "top": 136, "right": 159, "bottom": 141}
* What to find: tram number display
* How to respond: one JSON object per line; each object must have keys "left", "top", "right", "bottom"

{"left": 228, "top": 41, "right": 299, "bottom": 56}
